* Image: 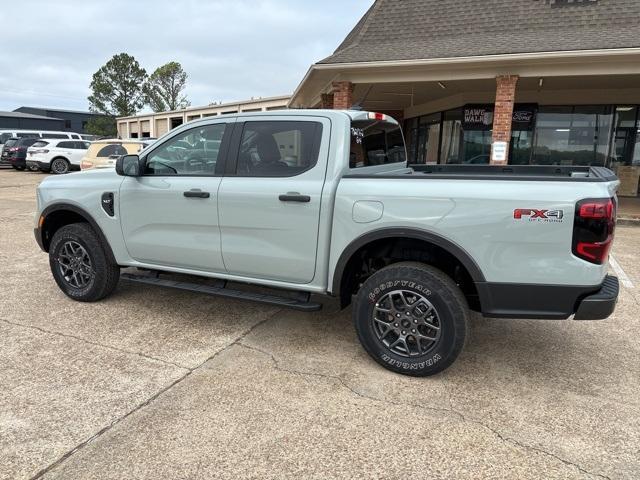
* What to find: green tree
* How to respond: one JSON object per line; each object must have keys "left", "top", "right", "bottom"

{"left": 144, "top": 61, "right": 190, "bottom": 112}
{"left": 85, "top": 115, "right": 117, "bottom": 137}
{"left": 88, "top": 53, "right": 147, "bottom": 117}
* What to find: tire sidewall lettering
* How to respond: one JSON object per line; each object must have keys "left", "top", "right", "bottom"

{"left": 368, "top": 279, "right": 432, "bottom": 303}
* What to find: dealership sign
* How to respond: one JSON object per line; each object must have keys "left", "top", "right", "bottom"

{"left": 463, "top": 104, "right": 537, "bottom": 130}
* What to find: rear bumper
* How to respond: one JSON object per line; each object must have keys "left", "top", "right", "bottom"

{"left": 27, "top": 160, "right": 50, "bottom": 171}
{"left": 574, "top": 275, "right": 619, "bottom": 320}
{"left": 1, "top": 156, "right": 25, "bottom": 167}
{"left": 477, "top": 275, "right": 619, "bottom": 320}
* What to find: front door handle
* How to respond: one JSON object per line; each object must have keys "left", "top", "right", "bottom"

{"left": 184, "top": 189, "right": 210, "bottom": 198}
{"left": 279, "top": 192, "right": 310, "bottom": 203}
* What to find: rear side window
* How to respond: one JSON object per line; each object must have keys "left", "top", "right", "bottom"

{"left": 4, "top": 138, "right": 18, "bottom": 147}
{"left": 16, "top": 132, "right": 39, "bottom": 138}
{"left": 236, "top": 121, "right": 323, "bottom": 177}
{"left": 350, "top": 119, "right": 406, "bottom": 168}
{"left": 18, "top": 138, "right": 40, "bottom": 147}
{"left": 96, "top": 144, "right": 127, "bottom": 157}
{"left": 0, "top": 133, "right": 12, "bottom": 143}
{"left": 32, "top": 141, "right": 49, "bottom": 148}
{"left": 72, "top": 134, "right": 81, "bottom": 139}
{"left": 43, "top": 134, "right": 69, "bottom": 139}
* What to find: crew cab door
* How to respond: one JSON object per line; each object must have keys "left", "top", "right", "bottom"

{"left": 218, "top": 116, "right": 329, "bottom": 284}
{"left": 119, "top": 120, "right": 233, "bottom": 272}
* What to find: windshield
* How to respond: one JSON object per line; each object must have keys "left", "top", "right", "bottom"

{"left": 4, "top": 138, "right": 18, "bottom": 148}
{"left": 349, "top": 119, "right": 406, "bottom": 168}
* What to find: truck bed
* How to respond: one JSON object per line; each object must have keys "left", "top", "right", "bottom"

{"left": 345, "top": 164, "right": 618, "bottom": 183}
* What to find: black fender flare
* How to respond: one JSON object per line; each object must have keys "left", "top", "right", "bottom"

{"left": 37, "top": 203, "right": 117, "bottom": 264}
{"left": 331, "top": 227, "right": 486, "bottom": 295}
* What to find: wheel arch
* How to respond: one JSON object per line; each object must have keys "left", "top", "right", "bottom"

{"left": 37, "top": 203, "right": 117, "bottom": 264}
{"left": 331, "top": 228, "right": 486, "bottom": 309}
{"left": 50, "top": 156, "right": 70, "bottom": 170}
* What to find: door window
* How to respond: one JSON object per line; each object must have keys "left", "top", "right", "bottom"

{"left": 57, "top": 141, "right": 75, "bottom": 149}
{"left": 144, "top": 124, "right": 226, "bottom": 175}
{"left": 235, "top": 121, "right": 323, "bottom": 176}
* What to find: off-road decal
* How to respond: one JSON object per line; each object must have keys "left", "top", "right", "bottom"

{"left": 368, "top": 279, "right": 432, "bottom": 302}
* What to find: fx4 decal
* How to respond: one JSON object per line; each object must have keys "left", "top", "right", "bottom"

{"left": 514, "top": 209, "right": 564, "bottom": 222}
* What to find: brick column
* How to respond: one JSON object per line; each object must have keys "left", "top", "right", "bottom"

{"left": 332, "top": 81, "right": 354, "bottom": 110}
{"left": 320, "top": 93, "right": 334, "bottom": 109}
{"left": 491, "top": 75, "right": 519, "bottom": 165}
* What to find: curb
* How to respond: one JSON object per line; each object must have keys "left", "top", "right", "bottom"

{"left": 617, "top": 217, "right": 640, "bottom": 227}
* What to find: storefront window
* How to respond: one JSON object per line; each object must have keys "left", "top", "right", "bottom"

{"left": 610, "top": 106, "right": 640, "bottom": 197}
{"left": 532, "top": 106, "right": 612, "bottom": 166}
{"left": 510, "top": 130, "right": 534, "bottom": 165}
{"left": 405, "top": 114, "right": 441, "bottom": 164}
{"left": 440, "top": 109, "right": 462, "bottom": 163}
{"left": 462, "top": 130, "right": 491, "bottom": 164}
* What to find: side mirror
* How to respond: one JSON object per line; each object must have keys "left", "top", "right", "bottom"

{"left": 116, "top": 154, "right": 142, "bottom": 177}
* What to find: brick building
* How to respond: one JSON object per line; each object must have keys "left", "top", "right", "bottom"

{"left": 290, "top": 0, "right": 640, "bottom": 200}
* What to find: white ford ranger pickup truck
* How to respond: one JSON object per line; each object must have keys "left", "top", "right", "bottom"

{"left": 34, "top": 110, "right": 620, "bottom": 376}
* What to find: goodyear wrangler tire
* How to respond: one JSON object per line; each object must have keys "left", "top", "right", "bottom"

{"left": 49, "top": 223, "right": 120, "bottom": 302}
{"left": 353, "top": 262, "right": 468, "bottom": 376}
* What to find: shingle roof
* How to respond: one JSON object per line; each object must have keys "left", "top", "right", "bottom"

{"left": 320, "top": 0, "right": 640, "bottom": 64}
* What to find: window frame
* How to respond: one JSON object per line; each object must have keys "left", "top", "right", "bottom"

{"left": 139, "top": 120, "right": 232, "bottom": 177}
{"left": 224, "top": 119, "right": 324, "bottom": 178}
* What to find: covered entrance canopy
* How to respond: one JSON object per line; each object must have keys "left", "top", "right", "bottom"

{"left": 289, "top": 0, "right": 640, "bottom": 201}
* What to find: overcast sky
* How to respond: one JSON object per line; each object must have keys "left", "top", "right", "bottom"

{"left": 0, "top": 0, "right": 372, "bottom": 113}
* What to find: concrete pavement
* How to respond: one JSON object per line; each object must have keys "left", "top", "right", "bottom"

{"left": 0, "top": 169, "right": 638, "bottom": 479}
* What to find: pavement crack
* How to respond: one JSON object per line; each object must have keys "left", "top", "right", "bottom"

{"left": 0, "top": 317, "right": 189, "bottom": 370}
{"left": 237, "top": 342, "right": 611, "bottom": 480}
{"left": 26, "top": 309, "right": 283, "bottom": 480}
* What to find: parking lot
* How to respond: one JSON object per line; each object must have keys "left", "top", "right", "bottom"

{"left": 0, "top": 169, "right": 639, "bottom": 480}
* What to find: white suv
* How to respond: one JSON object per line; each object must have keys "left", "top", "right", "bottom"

{"left": 26, "top": 139, "right": 90, "bottom": 174}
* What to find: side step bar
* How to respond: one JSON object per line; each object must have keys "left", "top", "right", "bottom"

{"left": 121, "top": 273, "right": 322, "bottom": 312}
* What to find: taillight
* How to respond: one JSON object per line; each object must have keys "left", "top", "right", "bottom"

{"left": 572, "top": 198, "right": 616, "bottom": 264}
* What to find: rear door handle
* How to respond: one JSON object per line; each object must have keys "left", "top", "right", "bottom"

{"left": 184, "top": 189, "right": 210, "bottom": 198}
{"left": 279, "top": 193, "right": 310, "bottom": 203}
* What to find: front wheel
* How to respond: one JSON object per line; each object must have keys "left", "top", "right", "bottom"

{"left": 353, "top": 262, "right": 468, "bottom": 376}
{"left": 50, "top": 158, "right": 70, "bottom": 174}
{"left": 49, "top": 223, "right": 119, "bottom": 302}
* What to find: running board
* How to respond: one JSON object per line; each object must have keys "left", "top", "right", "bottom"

{"left": 121, "top": 273, "right": 322, "bottom": 312}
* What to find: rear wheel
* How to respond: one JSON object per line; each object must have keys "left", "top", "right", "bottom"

{"left": 51, "top": 158, "right": 70, "bottom": 174}
{"left": 49, "top": 223, "right": 119, "bottom": 302}
{"left": 353, "top": 262, "right": 468, "bottom": 376}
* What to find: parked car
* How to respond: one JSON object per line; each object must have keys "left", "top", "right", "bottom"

{"left": 33, "top": 110, "right": 620, "bottom": 377}
{"left": 26, "top": 139, "right": 90, "bottom": 174}
{"left": 80, "top": 139, "right": 150, "bottom": 170}
{"left": 1, "top": 137, "right": 41, "bottom": 170}
{"left": 0, "top": 129, "right": 82, "bottom": 151}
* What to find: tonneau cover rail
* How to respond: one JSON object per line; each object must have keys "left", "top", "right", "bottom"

{"left": 344, "top": 165, "right": 618, "bottom": 182}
